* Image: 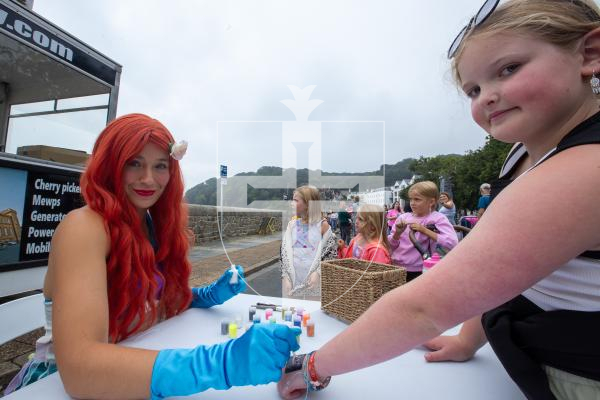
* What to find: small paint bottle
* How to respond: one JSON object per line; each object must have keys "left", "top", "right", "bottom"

{"left": 249, "top": 306, "right": 256, "bottom": 322}
{"left": 269, "top": 316, "right": 277, "bottom": 324}
{"left": 284, "top": 310, "right": 293, "bottom": 322}
{"left": 293, "top": 315, "right": 302, "bottom": 328}
{"left": 228, "top": 322, "right": 238, "bottom": 339}
{"left": 253, "top": 314, "right": 261, "bottom": 324}
{"left": 220, "top": 320, "right": 229, "bottom": 335}
{"left": 280, "top": 306, "right": 287, "bottom": 319}
{"left": 265, "top": 308, "right": 273, "bottom": 320}
{"left": 302, "top": 313, "right": 311, "bottom": 327}
{"left": 296, "top": 307, "right": 304, "bottom": 317}
{"left": 306, "top": 320, "right": 315, "bottom": 337}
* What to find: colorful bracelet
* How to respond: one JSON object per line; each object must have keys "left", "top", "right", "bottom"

{"left": 302, "top": 351, "right": 331, "bottom": 391}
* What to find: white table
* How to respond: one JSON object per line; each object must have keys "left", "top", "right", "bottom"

{"left": 4, "top": 294, "right": 524, "bottom": 399}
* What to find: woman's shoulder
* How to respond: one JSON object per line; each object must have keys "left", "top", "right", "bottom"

{"left": 54, "top": 207, "right": 109, "bottom": 248}
{"left": 61, "top": 206, "right": 104, "bottom": 229}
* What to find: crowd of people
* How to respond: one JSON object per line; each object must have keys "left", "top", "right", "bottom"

{"left": 5, "top": 0, "right": 600, "bottom": 399}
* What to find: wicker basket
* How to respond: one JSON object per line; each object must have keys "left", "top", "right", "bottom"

{"left": 320, "top": 259, "right": 406, "bottom": 323}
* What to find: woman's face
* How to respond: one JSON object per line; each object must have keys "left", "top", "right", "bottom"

{"left": 123, "top": 143, "right": 170, "bottom": 216}
{"left": 292, "top": 192, "right": 307, "bottom": 217}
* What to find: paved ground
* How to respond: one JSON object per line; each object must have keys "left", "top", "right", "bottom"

{"left": 244, "top": 261, "right": 282, "bottom": 298}
{"left": 0, "top": 233, "right": 282, "bottom": 396}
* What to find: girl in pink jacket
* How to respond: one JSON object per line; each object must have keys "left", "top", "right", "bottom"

{"left": 389, "top": 181, "right": 458, "bottom": 281}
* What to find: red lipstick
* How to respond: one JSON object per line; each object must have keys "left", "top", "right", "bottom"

{"left": 134, "top": 189, "right": 155, "bottom": 197}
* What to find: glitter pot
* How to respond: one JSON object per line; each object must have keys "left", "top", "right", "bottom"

{"left": 265, "top": 308, "right": 273, "bottom": 320}
{"left": 293, "top": 315, "right": 302, "bottom": 327}
{"left": 249, "top": 306, "right": 256, "bottom": 322}
{"left": 253, "top": 314, "right": 261, "bottom": 324}
{"left": 221, "top": 320, "right": 229, "bottom": 335}
{"left": 302, "top": 313, "right": 310, "bottom": 327}
{"left": 306, "top": 320, "right": 315, "bottom": 337}
{"left": 229, "top": 323, "right": 238, "bottom": 339}
{"left": 284, "top": 310, "right": 293, "bottom": 322}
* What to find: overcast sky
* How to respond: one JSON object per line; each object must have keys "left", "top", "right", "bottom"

{"left": 31, "top": 0, "right": 489, "bottom": 190}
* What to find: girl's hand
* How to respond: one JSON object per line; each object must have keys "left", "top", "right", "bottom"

{"left": 337, "top": 239, "right": 346, "bottom": 249}
{"left": 277, "top": 369, "right": 307, "bottom": 399}
{"left": 422, "top": 335, "right": 477, "bottom": 363}
{"left": 395, "top": 220, "right": 407, "bottom": 233}
{"left": 409, "top": 223, "right": 424, "bottom": 233}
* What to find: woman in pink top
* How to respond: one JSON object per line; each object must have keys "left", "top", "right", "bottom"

{"left": 385, "top": 201, "right": 402, "bottom": 234}
{"left": 338, "top": 204, "right": 391, "bottom": 264}
{"left": 388, "top": 181, "right": 458, "bottom": 282}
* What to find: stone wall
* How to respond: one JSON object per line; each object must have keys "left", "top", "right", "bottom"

{"left": 188, "top": 205, "right": 282, "bottom": 243}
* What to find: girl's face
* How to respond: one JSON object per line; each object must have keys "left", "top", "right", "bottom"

{"left": 123, "top": 143, "right": 170, "bottom": 216}
{"left": 409, "top": 191, "right": 436, "bottom": 217}
{"left": 439, "top": 194, "right": 448, "bottom": 203}
{"left": 356, "top": 213, "right": 372, "bottom": 236}
{"left": 292, "top": 192, "right": 307, "bottom": 217}
{"left": 458, "top": 33, "right": 590, "bottom": 151}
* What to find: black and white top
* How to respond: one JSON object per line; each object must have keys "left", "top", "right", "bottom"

{"left": 492, "top": 112, "right": 600, "bottom": 312}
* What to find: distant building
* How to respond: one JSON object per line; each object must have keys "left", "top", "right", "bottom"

{"left": 348, "top": 188, "right": 392, "bottom": 207}
{"left": 390, "top": 175, "right": 421, "bottom": 205}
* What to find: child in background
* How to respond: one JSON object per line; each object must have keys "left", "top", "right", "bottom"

{"left": 338, "top": 204, "right": 391, "bottom": 264}
{"left": 389, "top": 181, "right": 458, "bottom": 281}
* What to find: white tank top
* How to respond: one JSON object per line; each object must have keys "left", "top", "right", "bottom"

{"left": 498, "top": 142, "right": 600, "bottom": 312}
{"left": 523, "top": 255, "right": 600, "bottom": 311}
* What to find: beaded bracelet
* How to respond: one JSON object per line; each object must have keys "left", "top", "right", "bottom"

{"left": 302, "top": 351, "right": 331, "bottom": 391}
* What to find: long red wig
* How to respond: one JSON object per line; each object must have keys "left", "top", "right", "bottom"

{"left": 80, "top": 113, "right": 192, "bottom": 342}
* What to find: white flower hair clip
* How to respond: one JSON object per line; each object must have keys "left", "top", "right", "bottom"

{"left": 169, "top": 140, "right": 188, "bottom": 161}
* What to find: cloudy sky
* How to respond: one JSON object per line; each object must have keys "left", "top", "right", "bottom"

{"left": 31, "top": 0, "right": 488, "bottom": 190}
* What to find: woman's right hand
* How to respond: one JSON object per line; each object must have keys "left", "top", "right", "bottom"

{"left": 337, "top": 239, "right": 345, "bottom": 249}
{"left": 151, "top": 324, "right": 301, "bottom": 398}
{"left": 422, "top": 335, "right": 477, "bottom": 362}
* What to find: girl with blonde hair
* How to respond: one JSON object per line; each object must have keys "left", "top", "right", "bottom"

{"left": 338, "top": 204, "right": 391, "bottom": 264}
{"left": 389, "top": 181, "right": 458, "bottom": 282}
{"left": 279, "top": 1, "right": 600, "bottom": 398}
{"left": 280, "top": 185, "right": 337, "bottom": 299}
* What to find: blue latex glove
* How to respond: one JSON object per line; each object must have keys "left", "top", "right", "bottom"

{"left": 190, "top": 265, "right": 247, "bottom": 308}
{"left": 150, "top": 324, "right": 301, "bottom": 400}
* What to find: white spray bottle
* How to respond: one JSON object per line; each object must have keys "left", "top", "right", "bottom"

{"left": 229, "top": 264, "right": 239, "bottom": 284}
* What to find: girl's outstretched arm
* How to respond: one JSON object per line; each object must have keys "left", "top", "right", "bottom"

{"left": 304, "top": 145, "right": 600, "bottom": 380}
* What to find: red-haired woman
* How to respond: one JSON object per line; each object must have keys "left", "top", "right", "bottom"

{"left": 4, "top": 114, "right": 300, "bottom": 399}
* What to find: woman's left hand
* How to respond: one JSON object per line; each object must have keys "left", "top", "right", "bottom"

{"left": 277, "top": 369, "right": 307, "bottom": 400}
{"left": 190, "top": 265, "right": 247, "bottom": 308}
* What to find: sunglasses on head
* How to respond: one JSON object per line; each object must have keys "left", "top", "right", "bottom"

{"left": 448, "top": 0, "right": 600, "bottom": 59}
{"left": 447, "top": 0, "right": 498, "bottom": 59}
